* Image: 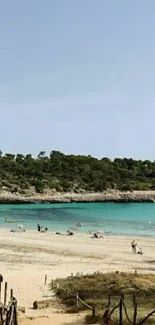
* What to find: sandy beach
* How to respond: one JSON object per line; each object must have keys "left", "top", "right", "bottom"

{"left": 0, "top": 229, "right": 154, "bottom": 323}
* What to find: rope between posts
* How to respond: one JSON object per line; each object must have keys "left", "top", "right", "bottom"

{"left": 38, "top": 286, "right": 49, "bottom": 317}
{"left": 40, "top": 286, "right": 47, "bottom": 297}
{"left": 56, "top": 282, "right": 93, "bottom": 310}
{"left": 56, "top": 283, "right": 77, "bottom": 297}
{"left": 122, "top": 300, "right": 132, "bottom": 324}
{"left": 78, "top": 296, "right": 93, "bottom": 309}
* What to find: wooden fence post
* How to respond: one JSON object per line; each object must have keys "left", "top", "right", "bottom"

{"left": 0, "top": 283, "right": 1, "bottom": 304}
{"left": 44, "top": 274, "right": 47, "bottom": 285}
{"left": 10, "top": 289, "right": 13, "bottom": 300}
{"left": 0, "top": 275, "right": 3, "bottom": 305}
{"left": 103, "top": 309, "right": 110, "bottom": 325}
{"left": 133, "top": 293, "right": 137, "bottom": 325}
{"left": 0, "top": 275, "right": 3, "bottom": 304}
{"left": 92, "top": 306, "right": 96, "bottom": 318}
{"left": 107, "top": 296, "right": 111, "bottom": 325}
{"left": 4, "top": 282, "right": 7, "bottom": 305}
{"left": 119, "top": 295, "right": 124, "bottom": 325}
{"left": 14, "top": 299, "right": 18, "bottom": 325}
{"left": 0, "top": 305, "right": 3, "bottom": 325}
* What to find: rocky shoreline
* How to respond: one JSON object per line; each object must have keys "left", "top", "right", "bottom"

{"left": 0, "top": 190, "right": 155, "bottom": 204}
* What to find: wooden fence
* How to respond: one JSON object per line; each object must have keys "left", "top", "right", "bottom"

{"left": 55, "top": 281, "right": 96, "bottom": 317}
{"left": 0, "top": 275, "right": 18, "bottom": 325}
{"left": 102, "top": 294, "right": 155, "bottom": 325}
{"left": 49, "top": 275, "right": 155, "bottom": 325}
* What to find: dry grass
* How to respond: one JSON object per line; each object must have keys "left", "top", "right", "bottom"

{"left": 52, "top": 272, "right": 155, "bottom": 324}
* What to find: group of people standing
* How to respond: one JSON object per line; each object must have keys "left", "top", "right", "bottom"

{"left": 131, "top": 240, "right": 143, "bottom": 255}
{"left": 37, "top": 223, "right": 48, "bottom": 232}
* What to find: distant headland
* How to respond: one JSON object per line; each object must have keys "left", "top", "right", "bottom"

{"left": 0, "top": 150, "right": 155, "bottom": 203}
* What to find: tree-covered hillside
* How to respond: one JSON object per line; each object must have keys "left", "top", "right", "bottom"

{"left": 0, "top": 150, "right": 154, "bottom": 193}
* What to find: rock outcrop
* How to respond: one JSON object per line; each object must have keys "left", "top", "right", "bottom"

{"left": 0, "top": 189, "right": 154, "bottom": 204}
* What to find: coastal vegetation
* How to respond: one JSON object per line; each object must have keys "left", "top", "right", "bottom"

{"left": 0, "top": 150, "right": 155, "bottom": 193}
{"left": 53, "top": 272, "right": 155, "bottom": 324}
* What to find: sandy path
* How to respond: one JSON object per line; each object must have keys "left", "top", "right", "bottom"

{"left": 20, "top": 313, "right": 84, "bottom": 325}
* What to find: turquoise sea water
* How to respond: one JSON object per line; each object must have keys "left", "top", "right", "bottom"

{"left": 1, "top": 203, "right": 155, "bottom": 237}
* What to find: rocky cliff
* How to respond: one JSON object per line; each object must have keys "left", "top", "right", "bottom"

{"left": 0, "top": 189, "right": 155, "bottom": 204}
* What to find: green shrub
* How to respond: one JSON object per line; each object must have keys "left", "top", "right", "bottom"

{"left": 0, "top": 151, "right": 154, "bottom": 192}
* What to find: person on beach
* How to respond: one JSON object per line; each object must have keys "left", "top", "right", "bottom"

{"left": 37, "top": 223, "right": 41, "bottom": 232}
{"left": 137, "top": 247, "right": 143, "bottom": 255}
{"left": 131, "top": 240, "right": 137, "bottom": 254}
{"left": 17, "top": 224, "right": 25, "bottom": 232}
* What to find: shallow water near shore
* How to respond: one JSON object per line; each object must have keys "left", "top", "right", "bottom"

{"left": 0, "top": 202, "right": 155, "bottom": 237}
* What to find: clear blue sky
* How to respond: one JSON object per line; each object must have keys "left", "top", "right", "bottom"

{"left": 1, "top": 0, "right": 155, "bottom": 159}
